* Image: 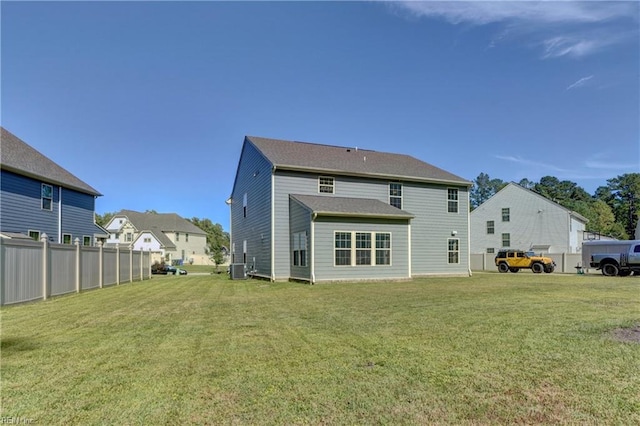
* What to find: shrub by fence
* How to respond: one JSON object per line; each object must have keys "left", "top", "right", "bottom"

{"left": 0, "top": 234, "right": 152, "bottom": 305}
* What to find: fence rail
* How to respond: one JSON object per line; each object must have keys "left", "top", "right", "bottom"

{"left": 0, "top": 235, "right": 151, "bottom": 306}
{"left": 470, "top": 252, "right": 585, "bottom": 273}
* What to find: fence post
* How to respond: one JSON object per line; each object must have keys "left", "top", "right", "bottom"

{"left": 116, "top": 244, "right": 120, "bottom": 286}
{"left": 98, "top": 241, "right": 104, "bottom": 288}
{"left": 75, "top": 238, "right": 81, "bottom": 293}
{"left": 130, "top": 247, "right": 133, "bottom": 283}
{"left": 41, "top": 233, "right": 49, "bottom": 300}
{"left": 140, "top": 249, "right": 144, "bottom": 281}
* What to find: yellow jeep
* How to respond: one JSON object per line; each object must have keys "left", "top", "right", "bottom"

{"left": 494, "top": 250, "right": 555, "bottom": 273}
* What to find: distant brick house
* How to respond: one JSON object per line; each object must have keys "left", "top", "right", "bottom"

{"left": 229, "top": 136, "right": 472, "bottom": 283}
{"left": 0, "top": 127, "right": 107, "bottom": 245}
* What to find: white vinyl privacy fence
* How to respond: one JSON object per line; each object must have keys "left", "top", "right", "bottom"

{"left": 0, "top": 234, "right": 152, "bottom": 305}
{"left": 470, "top": 252, "right": 585, "bottom": 273}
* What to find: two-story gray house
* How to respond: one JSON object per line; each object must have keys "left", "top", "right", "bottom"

{"left": 228, "top": 136, "right": 472, "bottom": 283}
{"left": 0, "top": 127, "right": 107, "bottom": 245}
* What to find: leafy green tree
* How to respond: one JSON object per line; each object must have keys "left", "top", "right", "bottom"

{"left": 470, "top": 173, "right": 506, "bottom": 210}
{"left": 595, "top": 173, "right": 640, "bottom": 239}
{"left": 95, "top": 212, "right": 116, "bottom": 227}
{"left": 188, "top": 217, "right": 230, "bottom": 266}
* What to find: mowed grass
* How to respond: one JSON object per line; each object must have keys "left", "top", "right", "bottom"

{"left": 1, "top": 273, "right": 639, "bottom": 424}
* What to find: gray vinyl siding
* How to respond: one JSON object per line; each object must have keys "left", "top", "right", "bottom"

{"left": 313, "top": 217, "right": 410, "bottom": 282}
{"left": 470, "top": 184, "right": 586, "bottom": 254}
{"left": 1, "top": 170, "right": 59, "bottom": 240}
{"left": 406, "top": 183, "right": 470, "bottom": 275}
{"left": 230, "top": 141, "right": 273, "bottom": 277}
{"left": 274, "top": 170, "right": 469, "bottom": 277}
{"left": 289, "top": 197, "right": 311, "bottom": 281}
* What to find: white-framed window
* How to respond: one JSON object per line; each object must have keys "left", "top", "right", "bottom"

{"left": 175, "top": 232, "right": 180, "bottom": 242}
{"left": 502, "top": 233, "right": 511, "bottom": 247}
{"left": 41, "top": 183, "right": 53, "bottom": 211}
{"left": 143, "top": 237, "right": 151, "bottom": 243}
{"left": 83, "top": 236, "right": 91, "bottom": 246}
{"left": 319, "top": 176, "right": 334, "bottom": 194}
{"left": 355, "top": 233, "right": 372, "bottom": 265}
{"left": 447, "top": 188, "right": 459, "bottom": 213}
{"left": 63, "top": 234, "right": 72, "bottom": 244}
{"left": 448, "top": 238, "right": 460, "bottom": 264}
{"left": 29, "top": 230, "right": 40, "bottom": 241}
{"left": 186, "top": 233, "right": 189, "bottom": 242}
{"left": 334, "top": 232, "right": 351, "bottom": 266}
{"left": 389, "top": 183, "right": 402, "bottom": 209}
{"left": 487, "top": 248, "right": 495, "bottom": 254}
{"left": 125, "top": 233, "right": 133, "bottom": 242}
{"left": 335, "top": 231, "right": 392, "bottom": 266}
{"left": 292, "top": 231, "right": 308, "bottom": 267}
{"left": 243, "top": 240, "right": 247, "bottom": 264}
{"left": 486, "top": 220, "right": 495, "bottom": 234}
{"left": 502, "top": 208, "right": 510, "bottom": 222}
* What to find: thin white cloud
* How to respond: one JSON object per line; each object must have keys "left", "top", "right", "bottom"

{"left": 566, "top": 75, "right": 594, "bottom": 90}
{"left": 584, "top": 153, "right": 640, "bottom": 170}
{"left": 388, "top": 1, "right": 639, "bottom": 59}
{"left": 495, "top": 155, "right": 568, "bottom": 173}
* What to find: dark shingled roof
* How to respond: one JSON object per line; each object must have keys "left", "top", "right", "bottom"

{"left": 247, "top": 136, "right": 471, "bottom": 186}
{"left": 290, "top": 194, "right": 414, "bottom": 219}
{"left": 116, "top": 210, "right": 206, "bottom": 236}
{"left": 0, "top": 127, "right": 102, "bottom": 196}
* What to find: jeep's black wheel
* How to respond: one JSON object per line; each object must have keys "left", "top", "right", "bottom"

{"left": 602, "top": 263, "right": 619, "bottom": 277}
{"left": 544, "top": 265, "right": 554, "bottom": 273}
{"left": 532, "top": 262, "right": 544, "bottom": 274}
{"left": 498, "top": 262, "right": 509, "bottom": 273}
{"left": 509, "top": 268, "right": 519, "bottom": 273}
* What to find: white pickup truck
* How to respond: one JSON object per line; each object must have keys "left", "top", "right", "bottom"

{"left": 582, "top": 240, "right": 640, "bottom": 276}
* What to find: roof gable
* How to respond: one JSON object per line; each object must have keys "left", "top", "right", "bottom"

{"left": 115, "top": 210, "right": 206, "bottom": 235}
{"left": 0, "top": 127, "right": 101, "bottom": 196}
{"left": 246, "top": 136, "right": 471, "bottom": 186}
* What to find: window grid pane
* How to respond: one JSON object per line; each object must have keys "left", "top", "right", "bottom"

{"left": 487, "top": 221, "right": 494, "bottom": 234}
{"left": 448, "top": 188, "right": 459, "bottom": 213}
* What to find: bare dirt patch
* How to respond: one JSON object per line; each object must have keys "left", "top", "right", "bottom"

{"left": 610, "top": 325, "right": 640, "bottom": 343}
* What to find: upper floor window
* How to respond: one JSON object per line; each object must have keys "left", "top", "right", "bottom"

{"left": 447, "top": 188, "right": 458, "bottom": 213}
{"left": 502, "top": 208, "right": 510, "bottom": 222}
{"left": 125, "top": 233, "right": 133, "bottom": 242}
{"left": 487, "top": 221, "right": 495, "bottom": 234}
{"left": 186, "top": 233, "right": 189, "bottom": 242}
{"left": 389, "top": 183, "right": 402, "bottom": 209}
{"left": 319, "top": 176, "right": 334, "bottom": 194}
{"left": 144, "top": 237, "right": 151, "bottom": 243}
{"left": 176, "top": 232, "right": 180, "bottom": 242}
{"left": 41, "top": 184, "right": 53, "bottom": 211}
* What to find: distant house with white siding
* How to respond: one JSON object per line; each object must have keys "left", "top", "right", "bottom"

{"left": 470, "top": 182, "right": 588, "bottom": 254}
{"left": 104, "top": 210, "right": 207, "bottom": 264}
{"left": 228, "top": 136, "right": 472, "bottom": 283}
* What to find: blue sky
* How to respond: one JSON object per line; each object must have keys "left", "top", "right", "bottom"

{"left": 2, "top": 1, "right": 638, "bottom": 230}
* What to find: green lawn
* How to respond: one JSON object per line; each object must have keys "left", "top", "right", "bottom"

{"left": 1, "top": 273, "right": 639, "bottom": 424}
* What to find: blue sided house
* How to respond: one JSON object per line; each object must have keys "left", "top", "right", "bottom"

{"left": 0, "top": 127, "right": 107, "bottom": 245}
{"left": 228, "top": 136, "right": 472, "bottom": 283}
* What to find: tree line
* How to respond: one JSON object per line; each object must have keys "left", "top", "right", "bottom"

{"left": 470, "top": 173, "right": 640, "bottom": 239}
{"left": 94, "top": 211, "right": 230, "bottom": 263}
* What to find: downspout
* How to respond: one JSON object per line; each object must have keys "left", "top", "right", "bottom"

{"left": 467, "top": 189, "right": 472, "bottom": 276}
{"left": 407, "top": 222, "right": 412, "bottom": 278}
{"left": 58, "top": 186, "right": 63, "bottom": 243}
{"left": 311, "top": 213, "right": 317, "bottom": 284}
{"left": 271, "top": 168, "right": 276, "bottom": 282}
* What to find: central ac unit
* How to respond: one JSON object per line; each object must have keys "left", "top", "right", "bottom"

{"left": 230, "top": 263, "right": 247, "bottom": 280}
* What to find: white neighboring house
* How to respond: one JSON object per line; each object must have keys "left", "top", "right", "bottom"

{"left": 471, "top": 182, "right": 588, "bottom": 254}
{"left": 104, "top": 210, "right": 208, "bottom": 264}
